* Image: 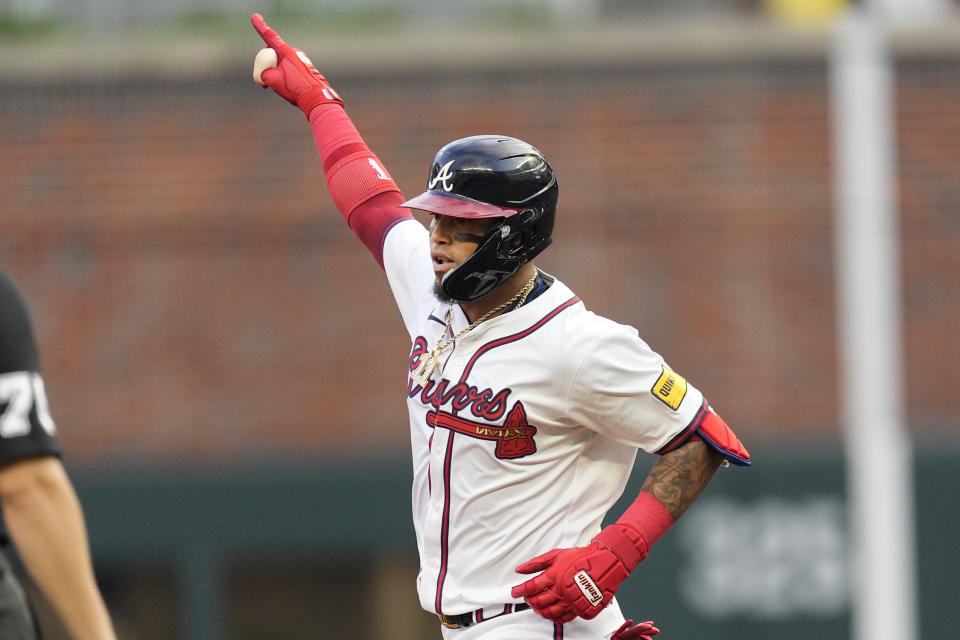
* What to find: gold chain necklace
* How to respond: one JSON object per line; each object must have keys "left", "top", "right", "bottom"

{"left": 411, "top": 272, "right": 538, "bottom": 387}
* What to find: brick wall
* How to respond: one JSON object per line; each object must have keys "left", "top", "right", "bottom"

{"left": 1, "top": 54, "right": 956, "bottom": 465}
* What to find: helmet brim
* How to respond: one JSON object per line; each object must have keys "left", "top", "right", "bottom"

{"left": 401, "top": 191, "right": 523, "bottom": 219}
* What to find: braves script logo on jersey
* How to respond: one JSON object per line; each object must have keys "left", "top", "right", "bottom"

{"left": 429, "top": 160, "right": 456, "bottom": 192}
{"left": 408, "top": 336, "right": 537, "bottom": 459}
{"left": 408, "top": 337, "right": 511, "bottom": 420}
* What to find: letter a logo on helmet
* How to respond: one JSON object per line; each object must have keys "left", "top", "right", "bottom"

{"left": 402, "top": 135, "right": 559, "bottom": 302}
{"left": 429, "top": 160, "right": 456, "bottom": 192}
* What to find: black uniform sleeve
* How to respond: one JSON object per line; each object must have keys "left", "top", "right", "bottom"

{"left": 0, "top": 273, "right": 62, "bottom": 463}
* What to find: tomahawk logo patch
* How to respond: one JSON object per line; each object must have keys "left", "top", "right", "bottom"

{"left": 651, "top": 364, "right": 687, "bottom": 411}
{"left": 426, "top": 401, "right": 537, "bottom": 459}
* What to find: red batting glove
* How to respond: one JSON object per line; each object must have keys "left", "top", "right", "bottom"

{"left": 250, "top": 13, "right": 343, "bottom": 118}
{"left": 611, "top": 619, "right": 660, "bottom": 640}
{"left": 511, "top": 493, "right": 671, "bottom": 624}
{"left": 510, "top": 541, "right": 635, "bottom": 624}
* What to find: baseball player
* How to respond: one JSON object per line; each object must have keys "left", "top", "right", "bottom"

{"left": 0, "top": 273, "right": 117, "bottom": 640}
{"left": 250, "top": 14, "right": 750, "bottom": 640}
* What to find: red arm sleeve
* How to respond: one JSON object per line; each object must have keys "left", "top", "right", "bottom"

{"left": 308, "top": 103, "right": 413, "bottom": 268}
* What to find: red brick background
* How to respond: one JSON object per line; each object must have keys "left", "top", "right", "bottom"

{"left": 1, "top": 56, "right": 956, "bottom": 466}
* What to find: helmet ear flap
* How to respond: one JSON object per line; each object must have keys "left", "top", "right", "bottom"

{"left": 498, "top": 208, "right": 553, "bottom": 263}
{"left": 497, "top": 210, "right": 534, "bottom": 256}
{"left": 441, "top": 208, "right": 553, "bottom": 302}
{"left": 441, "top": 219, "right": 520, "bottom": 302}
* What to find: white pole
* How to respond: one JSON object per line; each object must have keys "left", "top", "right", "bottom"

{"left": 830, "top": 11, "right": 918, "bottom": 640}
{"left": 870, "top": 0, "right": 953, "bottom": 23}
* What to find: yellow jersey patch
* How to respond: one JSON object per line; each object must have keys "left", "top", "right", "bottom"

{"left": 651, "top": 365, "right": 687, "bottom": 411}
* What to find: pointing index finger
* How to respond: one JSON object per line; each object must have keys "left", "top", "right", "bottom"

{"left": 251, "top": 13, "right": 285, "bottom": 49}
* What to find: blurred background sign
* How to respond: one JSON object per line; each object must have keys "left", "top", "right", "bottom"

{"left": 1, "top": 1, "right": 958, "bottom": 639}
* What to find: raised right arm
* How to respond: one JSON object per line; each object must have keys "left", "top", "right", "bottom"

{"left": 251, "top": 13, "right": 412, "bottom": 268}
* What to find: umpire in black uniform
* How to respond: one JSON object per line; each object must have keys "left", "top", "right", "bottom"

{"left": 0, "top": 273, "right": 115, "bottom": 639}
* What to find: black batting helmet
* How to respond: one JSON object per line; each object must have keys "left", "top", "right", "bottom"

{"left": 402, "top": 135, "right": 558, "bottom": 302}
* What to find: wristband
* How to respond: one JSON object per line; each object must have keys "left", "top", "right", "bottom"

{"left": 593, "top": 491, "right": 674, "bottom": 570}
{"left": 299, "top": 83, "right": 344, "bottom": 120}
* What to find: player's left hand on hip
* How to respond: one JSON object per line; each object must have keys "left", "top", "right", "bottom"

{"left": 250, "top": 13, "right": 343, "bottom": 117}
{"left": 510, "top": 542, "right": 631, "bottom": 623}
{"left": 611, "top": 619, "right": 660, "bottom": 640}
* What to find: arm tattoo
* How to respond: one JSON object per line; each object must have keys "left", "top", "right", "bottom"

{"left": 640, "top": 440, "right": 723, "bottom": 520}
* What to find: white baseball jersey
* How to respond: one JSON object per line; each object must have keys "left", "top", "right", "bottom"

{"left": 381, "top": 219, "right": 707, "bottom": 617}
